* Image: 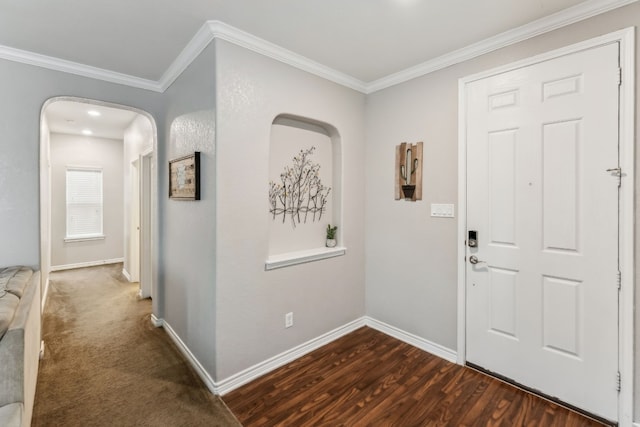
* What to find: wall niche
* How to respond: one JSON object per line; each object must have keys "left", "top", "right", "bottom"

{"left": 266, "top": 114, "right": 343, "bottom": 269}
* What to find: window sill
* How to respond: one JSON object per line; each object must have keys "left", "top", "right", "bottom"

{"left": 64, "top": 235, "right": 105, "bottom": 243}
{"left": 265, "top": 246, "right": 346, "bottom": 271}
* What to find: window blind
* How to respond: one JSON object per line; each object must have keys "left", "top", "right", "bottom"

{"left": 66, "top": 168, "right": 103, "bottom": 239}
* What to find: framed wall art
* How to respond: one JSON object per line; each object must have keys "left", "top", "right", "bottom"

{"left": 169, "top": 152, "right": 200, "bottom": 200}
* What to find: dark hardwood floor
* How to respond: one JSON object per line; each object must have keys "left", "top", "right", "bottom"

{"left": 223, "top": 327, "right": 606, "bottom": 426}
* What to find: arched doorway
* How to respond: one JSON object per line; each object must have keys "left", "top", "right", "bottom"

{"left": 39, "top": 97, "right": 158, "bottom": 310}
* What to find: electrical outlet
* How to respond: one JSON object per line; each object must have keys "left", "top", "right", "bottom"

{"left": 285, "top": 312, "right": 293, "bottom": 328}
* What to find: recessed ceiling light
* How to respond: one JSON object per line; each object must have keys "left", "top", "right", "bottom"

{"left": 87, "top": 110, "right": 101, "bottom": 117}
{"left": 82, "top": 129, "right": 93, "bottom": 136}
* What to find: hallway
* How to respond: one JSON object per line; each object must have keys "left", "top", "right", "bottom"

{"left": 32, "top": 264, "right": 239, "bottom": 426}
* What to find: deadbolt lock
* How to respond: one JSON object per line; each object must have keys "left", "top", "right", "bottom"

{"left": 468, "top": 230, "right": 478, "bottom": 247}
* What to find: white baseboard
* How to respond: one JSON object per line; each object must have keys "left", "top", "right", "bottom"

{"left": 633, "top": 422, "right": 640, "bottom": 427}
{"left": 50, "top": 258, "right": 124, "bottom": 272}
{"left": 122, "top": 268, "right": 131, "bottom": 282}
{"left": 364, "top": 317, "right": 457, "bottom": 363}
{"left": 41, "top": 277, "right": 49, "bottom": 314}
{"left": 216, "top": 317, "right": 367, "bottom": 395}
{"left": 154, "top": 315, "right": 457, "bottom": 398}
{"left": 161, "top": 319, "right": 217, "bottom": 395}
{"left": 150, "top": 314, "right": 163, "bottom": 328}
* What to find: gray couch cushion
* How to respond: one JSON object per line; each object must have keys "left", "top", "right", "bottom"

{"left": 0, "top": 293, "right": 19, "bottom": 339}
{"left": 0, "top": 267, "right": 33, "bottom": 299}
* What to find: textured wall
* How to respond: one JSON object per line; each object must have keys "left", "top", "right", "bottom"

{"left": 2, "top": 6, "right": 639, "bottom": 417}
{"left": 0, "top": 59, "right": 163, "bottom": 269}
{"left": 214, "top": 39, "right": 366, "bottom": 380}
{"left": 160, "top": 43, "right": 217, "bottom": 375}
{"left": 364, "top": 2, "right": 640, "bottom": 419}
{"left": 366, "top": 73, "right": 459, "bottom": 350}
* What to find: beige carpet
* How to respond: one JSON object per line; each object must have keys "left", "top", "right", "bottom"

{"left": 32, "top": 264, "right": 241, "bottom": 427}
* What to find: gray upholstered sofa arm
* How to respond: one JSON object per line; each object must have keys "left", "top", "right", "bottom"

{"left": 0, "top": 268, "right": 41, "bottom": 427}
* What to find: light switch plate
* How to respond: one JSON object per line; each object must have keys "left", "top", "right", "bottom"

{"left": 431, "top": 203, "right": 455, "bottom": 218}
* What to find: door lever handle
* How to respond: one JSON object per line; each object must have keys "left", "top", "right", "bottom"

{"left": 469, "top": 255, "right": 486, "bottom": 265}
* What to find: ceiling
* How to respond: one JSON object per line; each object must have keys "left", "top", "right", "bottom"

{"left": 0, "top": 0, "right": 608, "bottom": 84}
{"left": 14, "top": 0, "right": 633, "bottom": 136}
{"left": 45, "top": 101, "right": 139, "bottom": 140}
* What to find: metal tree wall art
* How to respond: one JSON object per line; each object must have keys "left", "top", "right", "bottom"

{"left": 269, "top": 146, "right": 331, "bottom": 227}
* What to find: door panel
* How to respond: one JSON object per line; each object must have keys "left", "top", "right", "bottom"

{"left": 489, "top": 130, "right": 517, "bottom": 245}
{"left": 542, "top": 120, "right": 580, "bottom": 252}
{"left": 465, "top": 42, "right": 619, "bottom": 420}
{"left": 488, "top": 267, "right": 518, "bottom": 338}
{"left": 542, "top": 275, "right": 581, "bottom": 357}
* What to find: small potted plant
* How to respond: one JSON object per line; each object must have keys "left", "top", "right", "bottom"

{"left": 326, "top": 224, "right": 338, "bottom": 248}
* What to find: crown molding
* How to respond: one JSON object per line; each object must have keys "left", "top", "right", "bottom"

{"left": 0, "top": 20, "right": 368, "bottom": 95}
{"left": 0, "top": 0, "right": 635, "bottom": 95}
{"left": 157, "top": 22, "right": 216, "bottom": 92}
{"left": 157, "top": 19, "right": 370, "bottom": 93}
{"left": 206, "top": 20, "right": 368, "bottom": 93}
{"left": 0, "top": 44, "right": 163, "bottom": 92}
{"left": 365, "top": 0, "right": 639, "bottom": 93}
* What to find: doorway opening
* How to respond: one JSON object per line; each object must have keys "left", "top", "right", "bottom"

{"left": 39, "top": 97, "right": 158, "bottom": 311}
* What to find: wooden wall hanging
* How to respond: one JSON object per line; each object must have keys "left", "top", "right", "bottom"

{"left": 395, "top": 142, "right": 423, "bottom": 201}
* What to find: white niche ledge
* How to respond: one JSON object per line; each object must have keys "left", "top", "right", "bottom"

{"left": 265, "top": 246, "right": 346, "bottom": 271}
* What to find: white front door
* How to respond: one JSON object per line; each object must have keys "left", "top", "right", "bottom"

{"left": 465, "top": 42, "right": 620, "bottom": 421}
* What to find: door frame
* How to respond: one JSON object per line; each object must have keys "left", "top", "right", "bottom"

{"left": 139, "top": 148, "right": 153, "bottom": 299}
{"left": 130, "top": 158, "right": 141, "bottom": 282}
{"left": 39, "top": 96, "right": 160, "bottom": 315}
{"left": 457, "top": 28, "right": 635, "bottom": 425}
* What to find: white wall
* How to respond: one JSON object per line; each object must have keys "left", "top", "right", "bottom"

{"left": 50, "top": 133, "right": 124, "bottom": 267}
{"left": 39, "top": 116, "right": 51, "bottom": 305}
{"left": 364, "top": 1, "right": 640, "bottom": 415}
{"left": 214, "top": 39, "right": 366, "bottom": 380}
{"left": 160, "top": 43, "right": 217, "bottom": 376}
{"left": 0, "top": 58, "right": 164, "bottom": 270}
{"left": 123, "top": 114, "right": 153, "bottom": 279}
{"left": 366, "top": 74, "right": 458, "bottom": 349}
{"left": 2, "top": 5, "right": 639, "bottom": 417}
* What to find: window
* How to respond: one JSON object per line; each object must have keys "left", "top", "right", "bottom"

{"left": 65, "top": 167, "right": 104, "bottom": 241}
